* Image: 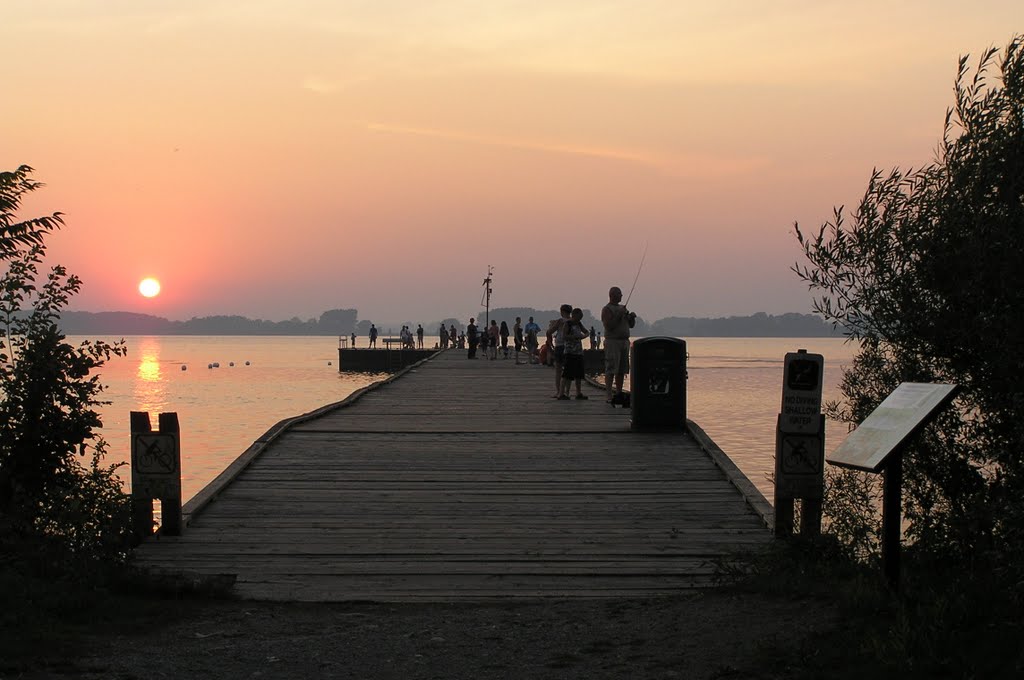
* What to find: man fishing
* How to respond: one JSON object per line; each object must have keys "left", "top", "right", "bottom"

{"left": 601, "top": 286, "right": 636, "bottom": 406}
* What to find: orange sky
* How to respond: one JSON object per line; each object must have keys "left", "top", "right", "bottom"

{"left": 4, "top": 2, "right": 1022, "bottom": 324}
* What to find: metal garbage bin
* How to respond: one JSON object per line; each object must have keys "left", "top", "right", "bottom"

{"left": 630, "top": 337, "right": 687, "bottom": 430}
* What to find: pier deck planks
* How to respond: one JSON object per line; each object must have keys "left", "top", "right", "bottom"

{"left": 133, "top": 349, "right": 770, "bottom": 601}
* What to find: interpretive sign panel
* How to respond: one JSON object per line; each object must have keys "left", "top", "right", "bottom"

{"left": 779, "top": 350, "right": 824, "bottom": 434}
{"left": 827, "top": 382, "right": 959, "bottom": 473}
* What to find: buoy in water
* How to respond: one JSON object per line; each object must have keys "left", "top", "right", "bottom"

{"left": 229, "top": 361, "right": 235, "bottom": 367}
{"left": 207, "top": 363, "right": 213, "bottom": 369}
{"left": 328, "top": 361, "right": 332, "bottom": 366}
{"left": 181, "top": 365, "right": 187, "bottom": 371}
{"left": 245, "top": 361, "right": 250, "bottom": 366}
{"left": 212, "top": 362, "right": 220, "bottom": 368}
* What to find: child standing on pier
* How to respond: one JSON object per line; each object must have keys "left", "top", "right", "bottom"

{"left": 559, "top": 308, "right": 589, "bottom": 400}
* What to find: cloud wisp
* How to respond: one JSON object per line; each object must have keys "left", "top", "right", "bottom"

{"left": 365, "top": 121, "right": 768, "bottom": 178}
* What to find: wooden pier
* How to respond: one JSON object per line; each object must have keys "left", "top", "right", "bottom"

{"left": 337, "top": 346, "right": 606, "bottom": 373}
{"left": 337, "top": 347, "right": 435, "bottom": 372}
{"left": 133, "top": 350, "right": 771, "bottom": 601}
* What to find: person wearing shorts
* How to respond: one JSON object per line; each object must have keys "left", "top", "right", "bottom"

{"left": 547, "top": 304, "right": 572, "bottom": 398}
{"left": 601, "top": 286, "right": 636, "bottom": 405}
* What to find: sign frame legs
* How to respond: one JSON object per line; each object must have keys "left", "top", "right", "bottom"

{"left": 882, "top": 451, "right": 903, "bottom": 590}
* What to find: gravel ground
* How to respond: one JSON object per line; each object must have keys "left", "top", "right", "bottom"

{"left": 32, "top": 590, "right": 836, "bottom": 680}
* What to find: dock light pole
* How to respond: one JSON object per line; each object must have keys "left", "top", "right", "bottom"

{"left": 482, "top": 265, "right": 493, "bottom": 327}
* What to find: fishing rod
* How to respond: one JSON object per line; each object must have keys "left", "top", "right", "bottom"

{"left": 624, "top": 240, "right": 648, "bottom": 307}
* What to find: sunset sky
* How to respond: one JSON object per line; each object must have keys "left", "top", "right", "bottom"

{"left": 4, "top": 1, "right": 1021, "bottom": 324}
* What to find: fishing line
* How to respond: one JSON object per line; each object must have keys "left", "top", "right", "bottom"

{"left": 624, "top": 240, "right": 648, "bottom": 307}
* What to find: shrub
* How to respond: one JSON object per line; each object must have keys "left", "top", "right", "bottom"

{"left": 0, "top": 166, "right": 130, "bottom": 565}
{"left": 794, "top": 37, "right": 1024, "bottom": 569}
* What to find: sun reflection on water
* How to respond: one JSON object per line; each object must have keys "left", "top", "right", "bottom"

{"left": 133, "top": 338, "right": 166, "bottom": 413}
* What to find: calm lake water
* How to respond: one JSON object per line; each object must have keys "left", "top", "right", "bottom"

{"left": 81, "top": 335, "right": 857, "bottom": 503}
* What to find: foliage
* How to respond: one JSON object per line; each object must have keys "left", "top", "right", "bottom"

{"left": 720, "top": 539, "right": 1024, "bottom": 679}
{"left": 794, "top": 38, "right": 1024, "bottom": 566}
{"left": 0, "top": 165, "right": 130, "bottom": 563}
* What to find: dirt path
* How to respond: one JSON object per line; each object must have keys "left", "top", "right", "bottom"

{"left": 47, "top": 590, "right": 834, "bottom": 679}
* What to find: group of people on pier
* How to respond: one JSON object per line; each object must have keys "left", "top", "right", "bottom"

{"left": 439, "top": 324, "right": 465, "bottom": 350}
{"left": 349, "top": 323, "right": 424, "bottom": 349}
{"left": 345, "top": 286, "right": 635, "bottom": 406}
{"left": 457, "top": 286, "right": 635, "bottom": 406}
{"left": 396, "top": 324, "right": 425, "bottom": 349}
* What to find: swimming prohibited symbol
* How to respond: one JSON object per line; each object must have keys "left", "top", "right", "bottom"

{"left": 133, "top": 434, "right": 178, "bottom": 475}
{"left": 780, "top": 435, "right": 822, "bottom": 475}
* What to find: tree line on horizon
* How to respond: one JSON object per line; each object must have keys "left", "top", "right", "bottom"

{"left": 55, "top": 308, "right": 841, "bottom": 337}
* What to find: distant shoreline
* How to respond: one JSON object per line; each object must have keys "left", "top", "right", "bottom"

{"left": 56, "top": 309, "right": 843, "bottom": 338}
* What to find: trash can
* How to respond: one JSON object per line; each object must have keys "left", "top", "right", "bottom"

{"left": 630, "top": 337, "right": 687, "bottom": 430}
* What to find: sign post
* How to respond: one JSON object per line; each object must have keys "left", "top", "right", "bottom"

{"left": 827, "top": 382, "right": 959, "bottom": 589}
{"left": 130, "top": 411, "right": 182, "bottom": 538}
{"left": 774, "top": 349, "right": 825, "bottom": 536}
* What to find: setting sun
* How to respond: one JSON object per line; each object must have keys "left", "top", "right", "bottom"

{"left": 138, "top": 278, "right": 161, "bottom": 298}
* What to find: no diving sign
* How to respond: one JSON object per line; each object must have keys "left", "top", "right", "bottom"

{"left": 775, "top": 350, "right": 826, "bottom": 504}
{"left": 780, "top": 350, "right": 824, "bottom": 434}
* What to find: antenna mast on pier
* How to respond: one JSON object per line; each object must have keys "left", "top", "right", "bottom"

{"left": 481, "top": 265, "right": 494, "bottom": 327}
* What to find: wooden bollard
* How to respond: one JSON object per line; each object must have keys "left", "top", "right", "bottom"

{"left": 130, "top": 411, "right": 182, "bottom": 538}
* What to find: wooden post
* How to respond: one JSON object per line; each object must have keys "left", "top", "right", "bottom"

{"left": 130, "top": 412, "right": 154, "bottom": 538}
{"left": 882, "top": 451, "right": 903, "bottom": 590}
{"left": 800, "top": 499, "right": 822, "bottom": 536}
{"left": 774, "top": 413, "right": 825, "bottom": 537}
{"left": 774, "top": 351, "right": 825, "bottom": 537}
{"left": 130, "top": 411, "right": 182, "bottom": 539}
{"left": 774, "top": 497, "right": 795, "bottom": 537}
{"left": 158, "top": 412, "right": 182, "bottom": 536}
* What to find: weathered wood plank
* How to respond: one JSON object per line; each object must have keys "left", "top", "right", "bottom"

{"left": 134, "top": 348, "right": 770, "bottom": 600}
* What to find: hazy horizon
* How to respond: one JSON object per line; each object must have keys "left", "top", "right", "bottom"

{"left": 6, "top": 2, "right": 1022, "bottom": 323}
{"left": 65, "top": 305, "right": 830, "bottom": 327}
